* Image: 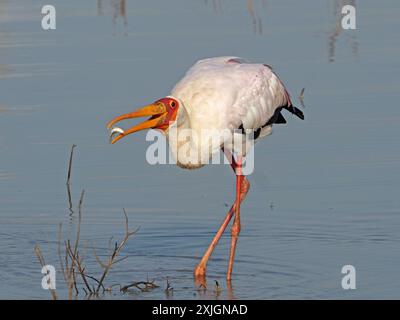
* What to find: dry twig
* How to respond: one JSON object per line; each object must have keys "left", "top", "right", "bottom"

{"left": 36, "top": 146, "right": 140, "bottom": 299}
{"left": 66, "top": 144, "right": 76, "bottom": 186}
{"left": 121, "top": 280, "right": 159, "bottom": 293}
{"left": 93, "top": 209, "right": 139, "bottom": 294}
{"left": 66, "top": 144, "right": 77, "bottom": 214}
{"left": 34, "top": 245, "right": 58, "bottom": 300}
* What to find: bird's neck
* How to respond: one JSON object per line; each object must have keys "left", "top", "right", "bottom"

{"left": 166, "top": 106, "right": 216, "bottom": 170}
{"left": 166, "top": 112, "right": 200, "bottom": 169}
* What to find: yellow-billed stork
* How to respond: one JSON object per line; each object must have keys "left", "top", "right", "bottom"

{"left": 106, "top": 56, "right": 304, "bottom": 280}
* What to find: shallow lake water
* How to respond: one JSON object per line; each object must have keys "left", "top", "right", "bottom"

{"left": 0, "top": 0, "right": 399, "bottom": 299}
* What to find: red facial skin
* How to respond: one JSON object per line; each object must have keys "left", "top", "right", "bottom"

{"left": 106, "top": 96, "right": 180, "bottom": 144}
{"left": 155, "top": 97, "right": 179, "bottom": 131}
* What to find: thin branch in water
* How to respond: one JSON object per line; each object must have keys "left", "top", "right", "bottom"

{"left": 94, "top": 209, "right": 138, "bottom": 294}
{"left": 57, "top": 223, "right": 67, "bottom": 282}
{"left": 112, "top": 256, "right": 129, "bottom": 265}
{"left": 165, "top": 278, "right": 173, "bottom": 291}
{"left": 92, "top": 246, "right": 107, "bottom": 269}
{"left": 73, "top": 189, "right": 85, "bottom": 258}
{"left": 214, "top": 280, "right": 222, "bottom": 296}
{"left": 66, "top": 144, "right": 77, "bottom": 186}
{"left": 36, "top": 190, "right": 139, "bottom": 299}
{"left": 65, "top": 240, "right": 75, "bottom": 299}
{"left": 121, "top": 281, "right": 159, "bottom": 293}
{"left": 72, "top": 268, "right": 79, "bottom": 296}
{"left": 81, "top": 273, "right": 105, "bottom": 294}
{"left": 62, "top": 188, "right": 85, "bottom": 299}
{"left": 67, "top": 184, "right": 73, "bottom": 215}
{"left": 165, "top": 277, "right": 173, "bottom": 297}
{"left": 65, "top": 243, "right": 93, "bottom": 295}
{"left": 34, "top": 245, "right": 46, "bottom": 268}
{"left": 66, "top": 144, "right": 76, "bottom": 214}
{"left": 34, "top": 245, "right": 58, "bottom": 300}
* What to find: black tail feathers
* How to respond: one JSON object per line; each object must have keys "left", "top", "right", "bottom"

{"left": 284, "top": 105, "right": 304, "bottom": 120}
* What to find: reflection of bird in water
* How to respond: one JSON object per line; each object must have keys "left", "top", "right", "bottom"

{"left": 328, "top": 0, "right": 358, "bottom": 62}
{"left": 97, "top": 0, "right": 104, "bottom": 15}
{"left": 204, "top": 0, "right": 223, "bottom": 15}
{"left": 204, "top": 0, "right": 267, "bottom": 35}
{"left": 106, "top": 57, "right": 304, "bottom": 280}
{"left": 97, "top": 0, "right": 128, "bottom": 35}
{"left": 247, "top": 0, "right": 263, "bottom": 35}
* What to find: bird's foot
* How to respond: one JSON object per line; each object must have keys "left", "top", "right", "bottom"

{"left": 194, "top": 264, "right": 206, "bottom": 278}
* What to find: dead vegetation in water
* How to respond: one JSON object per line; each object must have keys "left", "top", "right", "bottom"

{"left": 33, "top": 144, "right": 159, "bottom": 300}
{"left": 35, "top": 188, "right": 139, "bottom": 299}
{"left": 120, "top": 279, "right": 159, "bottom": 293}
{"left": 34, "top": 245, "right": 58, "bottom": 300}
{"left": 66, "top": 144, "right": 76, "bottom": 214}
{"left": 34, "top": 144, "right": 223, "bottom": 300}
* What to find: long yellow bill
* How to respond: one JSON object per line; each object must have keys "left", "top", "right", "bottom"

{"left": 107, "top": 103, "right": 167, "bottom": 144}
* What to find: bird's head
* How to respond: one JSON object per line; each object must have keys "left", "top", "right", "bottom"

{"left": 107, "top": 96, "right": 180, "bottom": 144}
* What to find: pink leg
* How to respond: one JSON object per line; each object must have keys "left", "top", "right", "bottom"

{"left": 193, "top": 203, "right": 236, "bottom": 277}
{"left": 194, "top": 149, "right": 250, "bottom": 279}
{"left": 227, "top": 156, "right": 243, "bottom": 280}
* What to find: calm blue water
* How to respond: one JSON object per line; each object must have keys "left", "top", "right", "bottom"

{"left": 0, "top": 0, "right": 399, "bottom": 299}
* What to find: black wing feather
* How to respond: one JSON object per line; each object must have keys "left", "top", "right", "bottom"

{"left": 283, "top": 105, "right": 304, "bottom": 120}
{"left": 237, "top": 103, "right": 304, "bottom": 140}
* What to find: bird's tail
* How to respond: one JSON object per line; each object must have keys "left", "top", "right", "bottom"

{"left": 283, "top": 104, "right": 304, "bottom": 120}
{"left": 271, "top": 68, "right": 305, "bottom": 121}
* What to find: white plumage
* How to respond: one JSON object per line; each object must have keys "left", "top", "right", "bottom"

{"left": 173, "top": 56, "right": 288, "bottom": 133}
{"left": 107, "top": 56, "right": 304, "bottom": 280}
{"left": 167, "top": 56, "right": 299, "bottom": 167}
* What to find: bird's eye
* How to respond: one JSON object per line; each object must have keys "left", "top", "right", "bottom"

{"left": 169, "top": 100, "right": 176, "bottom": 108}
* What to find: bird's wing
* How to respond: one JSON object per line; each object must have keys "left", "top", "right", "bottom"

{"left": 171, "top": 56, "right": 301, "bottom": 140}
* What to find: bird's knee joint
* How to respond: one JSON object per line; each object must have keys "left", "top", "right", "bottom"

{"left": 231, "top": 224, "right": 241, "bottom": 237}
{"left": 241, "top": 178, "right": 250, "bottom": 195}
{"left": 243, "top": 179, "right": 250, "bottom": 191}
